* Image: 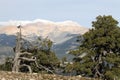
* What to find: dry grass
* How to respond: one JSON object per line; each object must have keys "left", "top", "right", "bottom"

{"left": 0, "top": 71, "right": 94, "bottom": 80}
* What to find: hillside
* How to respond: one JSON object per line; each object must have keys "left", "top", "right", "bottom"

{"left": 0, "top": 20, "right": 88, "bottom": 60}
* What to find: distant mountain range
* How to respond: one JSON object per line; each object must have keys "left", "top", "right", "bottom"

{"left": 0, "top": 19, "right": 88, "bottom": 62}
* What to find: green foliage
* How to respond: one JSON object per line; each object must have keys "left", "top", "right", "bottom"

{"left": 35, "top": 51, "right": 59, "bottom": 67}
{"left": 104, "top": 69, "right": 120, "bottom": 80}
{"left": 69, "top": 15, "right": 120, "bottom": 79}
{"left": 61, "top": 56, "right": 67, "bottom": 64}
{"left": 65, "top": 63, "right": 74, "bottom": 73}
{"left": 0, "top": 57, "right": 13, "bottom": 71}
{"left": 27, "top": 37, "right": 59, "bottom": 73}
{"left": 0, "top": 37, "right": 59, "bottom": 73}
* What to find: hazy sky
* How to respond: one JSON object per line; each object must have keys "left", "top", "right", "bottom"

{"left": 0, "top": 0, "right": 119, "bottom": 28}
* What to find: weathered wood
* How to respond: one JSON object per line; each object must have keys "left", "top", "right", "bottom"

{"left": 20, "top": 64, "right": 32, "bottom": 73}
{"left": 12, "top": 25, "right": 55, "bottom": 74}
{"left": 35, "top": 60, "right": 54, "bottom": 74}
{"left": 12, "top": 25, "right": 34, "bottom": 73}
{"left": 19, "top": 57, "right": 36, "bottom": 61}
{"left": 12, "top": 32, "right": 21, "bottom": 72}
{"left": 20, "top": 52, "right": 32, "bottom": 55}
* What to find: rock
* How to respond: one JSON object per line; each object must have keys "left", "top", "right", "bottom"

{"left": 1, "top": 78, "right": 5, "bottom": 80}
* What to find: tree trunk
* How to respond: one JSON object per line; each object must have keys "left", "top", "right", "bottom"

{"left": 12, "top": 32, "right": 21, "bottom": 72}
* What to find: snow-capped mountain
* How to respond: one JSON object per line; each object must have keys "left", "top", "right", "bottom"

{"left": 0, "top": 19, "right": 88, "bottom": 60}
{"left": 0, "top": 19, "right": 87, "bottom": 35}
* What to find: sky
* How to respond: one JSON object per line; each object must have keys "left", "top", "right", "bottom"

{"left": 0, "top": 0, "right": 119, "bottom": 28}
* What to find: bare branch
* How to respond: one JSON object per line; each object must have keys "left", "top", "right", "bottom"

{"left": 35, "top": 61, "right": 54, "bottom": 74}
{"left": 20, "top": 64, "right": 32, "bottom": 73}
{"left": 20, "top": 52, "right": 32, "bottom": 55}
{"left": 19, "top": 57, "right": 36, "bottom": 61}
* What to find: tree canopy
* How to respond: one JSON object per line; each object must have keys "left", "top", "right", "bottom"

{"left": 0, "top": 36, "right": 59, "bottom": 73}
{"left": 69, "top": 15, "right": 120, "bottom": 79}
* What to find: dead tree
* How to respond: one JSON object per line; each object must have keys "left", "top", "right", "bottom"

{"left": 12, "top": 25, "right": 35, "bottom": 73}
{"left": 12, "top": 25, "right": 54, "bottom": 74}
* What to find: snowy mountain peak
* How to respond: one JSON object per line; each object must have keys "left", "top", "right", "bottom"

{"left": 0, "top": 19, "right": 88, "bottom": 36}
{"left": 0, "top": 19, "right": 89, "bottom": 58}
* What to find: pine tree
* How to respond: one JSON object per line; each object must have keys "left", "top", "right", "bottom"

{"left": 69, "top": 15, "right": 120, "bottom": 79}
{"left": 28, "top": 37, "right": 60, "bottom": 73}
{"left": 1, "top": 25, "right": 59, "bottom": 74}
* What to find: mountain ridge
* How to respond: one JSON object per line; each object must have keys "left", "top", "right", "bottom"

{"left": 0, "top": 19, "right": 88, "bottom": 60}
{"left": 0, "top": 19, "right": 88, "bottom": 36}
